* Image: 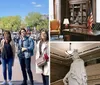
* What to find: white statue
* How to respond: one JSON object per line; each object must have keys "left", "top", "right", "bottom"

{"left": 63, "top": 49, "right": 87, "bottom": 85}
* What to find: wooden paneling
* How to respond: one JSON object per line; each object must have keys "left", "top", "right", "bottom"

{"left": 86, "top": 64, "right": 100, "bottom": 76}
{"left": 86, "top": 64, "right": 100, "bottom": 85}
{"left": 50, "top": 62, "right": 70, "bottom": 83}
{"left": 61, "top": 0, "right": 69, "bottom": 34}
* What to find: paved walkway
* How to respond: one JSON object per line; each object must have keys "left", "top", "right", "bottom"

{"left": 0, "top": 81, "right": 43, "bottom": 85}
{"left": 0, "top": 56, "right": 43, "bottom": 85}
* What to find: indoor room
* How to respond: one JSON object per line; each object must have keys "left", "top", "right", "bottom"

{"left": 49, "top": 0, "right": 100, "bottom": 41}
{"left": 50, "top": 42, "right": 100, "bottom": 85}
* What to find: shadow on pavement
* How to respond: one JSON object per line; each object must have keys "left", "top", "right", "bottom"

{"left": 0, "top": 80, "right": 43, "bottom": 85}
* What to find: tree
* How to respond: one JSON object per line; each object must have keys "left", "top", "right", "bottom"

{"left": 25, "top": 12, "right": 49, "bottom": 30}
{"left": 0, "top": 16, "right": 21, "bottom": 31}
{"left": 20, "top": 19, "right": 27, "bottom": 28}
{"left": 0, "top": 12, "right": 49, "bottom": 31}
{"left": 25, "top": 12, "right": 41, "bottom": 27}
{"left": 36, "top": 19, "right": 49, "bottom": 30}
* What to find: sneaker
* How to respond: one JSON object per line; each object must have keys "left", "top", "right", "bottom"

{"left": 0, "top": 81, "right": 7, "bottom": 85}
{"left": 8, "top": 81, "right": 13, "bottom": 85}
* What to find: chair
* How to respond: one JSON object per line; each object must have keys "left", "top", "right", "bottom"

{"left": 50, "top": 19, "right": 60, "bottom": 38}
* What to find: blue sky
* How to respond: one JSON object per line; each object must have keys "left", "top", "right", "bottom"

{"left": 0, "top": 0, "right": 48, "bottom": 18}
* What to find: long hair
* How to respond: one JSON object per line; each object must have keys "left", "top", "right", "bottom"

{"left": 3, "top": 30, "right": 12, "bottom": 43}
{"left": 40, "top": 29, "right": 49, "bottom": 41}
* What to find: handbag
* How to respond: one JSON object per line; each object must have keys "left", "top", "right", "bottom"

{"left": 36, "top": 54, "right": 47, "bottom": 67}
{"left": 36, "top": 41, "right": 48, "bottom": 67}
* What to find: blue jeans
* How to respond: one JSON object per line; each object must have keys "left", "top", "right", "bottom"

{"left": 1, "top": 58, "right": 13, "bottom": 81}
{"left": 19, "top": 57, "right": 33, "bottom": 84}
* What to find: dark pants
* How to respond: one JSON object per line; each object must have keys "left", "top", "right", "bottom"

{"left": 42, "top": 74, "right": 49, "bottom": 85}
{"left": 1, "top": 58, "right": 13, "bottom": 81}
{"left": 19, "top": 57, "right": 33, "bottom": 84}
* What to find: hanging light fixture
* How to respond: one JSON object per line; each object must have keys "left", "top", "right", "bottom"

{"left": 65, "top": 43, "right": 73, "bottom": 55}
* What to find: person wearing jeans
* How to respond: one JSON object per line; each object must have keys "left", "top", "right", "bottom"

{"left": 1, "top": 58, "right": 13, "bottom": 81}
{"left": 18, "top": 57, "right": 33, "bottom": 85}
{"left": 18, "top": 28, "right": 34, "bottom": 85}
{"left": 0, "top": 30, "right": 15, "bottom": 85}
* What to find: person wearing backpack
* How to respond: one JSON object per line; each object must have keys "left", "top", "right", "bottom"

{"left": 17, "top": 28, "right": 34, "bottom": 85}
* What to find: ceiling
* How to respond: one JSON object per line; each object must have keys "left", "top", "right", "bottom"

{"left": 50, "top": 42, "right": 100, "bottom": 65}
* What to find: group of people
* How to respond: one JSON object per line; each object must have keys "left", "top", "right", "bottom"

{"left": 0, "top": 28, "right": 49, "bottom": 85}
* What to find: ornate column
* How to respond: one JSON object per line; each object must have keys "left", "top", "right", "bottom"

{"left": 55, "top": 0, "right": 61, "bottom": 22}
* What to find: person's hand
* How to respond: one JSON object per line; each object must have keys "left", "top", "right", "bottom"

{"left": 22, "top": 47, "right": 27, "bottom": 52}
{"left": 63, "top": 77, "right": 68, "bottom": 85}
{"left": 2, "top": 39, "right": 5, "bottom": 46}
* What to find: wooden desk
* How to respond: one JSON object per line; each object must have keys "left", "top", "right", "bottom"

{"left": 63, "top": 29, "right": 100, "bottom": 41}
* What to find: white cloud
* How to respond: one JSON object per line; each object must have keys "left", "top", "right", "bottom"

{"left": 31, "top": 1, "right": 42, "bottom": 8}
{"left": 32, "top": 2, "right": 36, "bottom": 5}
{"left": 35, "top": 4, "right": 42, "bottom": 7}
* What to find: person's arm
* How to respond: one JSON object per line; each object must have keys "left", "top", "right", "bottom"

{"left": 27, "top": 38, "right": 34, "bottom": 51}
{"left": 63, "top": 71, "right": 71, "bottom": 80}
{"left": 0, "top": 39, "right": 5, "bottom": 52}
{"left": 44, "top": 42, "right": 49, "bottom": 61}
{"left": 11, "top": 40, "right": 15, "bottom": 57}
{"left": 17, "top": 39, "right": 22, "bottom": 56}
{"left": 63, "top": 64, "right": 72, "bottom": 84}
{"left": 22, "top": 38, "right": 34, "bottom": 52}
{"left": 10, "top": 40, "right": 15, "bottom": 66}
{"left": 63, "top": 73, "right": 69, "bottom": 85}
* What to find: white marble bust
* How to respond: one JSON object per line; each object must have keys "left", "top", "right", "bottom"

{"left": 63, "top": 49, "right": 87, "bottom": 85}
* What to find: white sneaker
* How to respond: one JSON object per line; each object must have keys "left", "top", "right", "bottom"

{"left": 0, "top": 81, "right": 7, "bottom": 85}
{"left": 8, "top": 81, "right": 13, "bottom": 85}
